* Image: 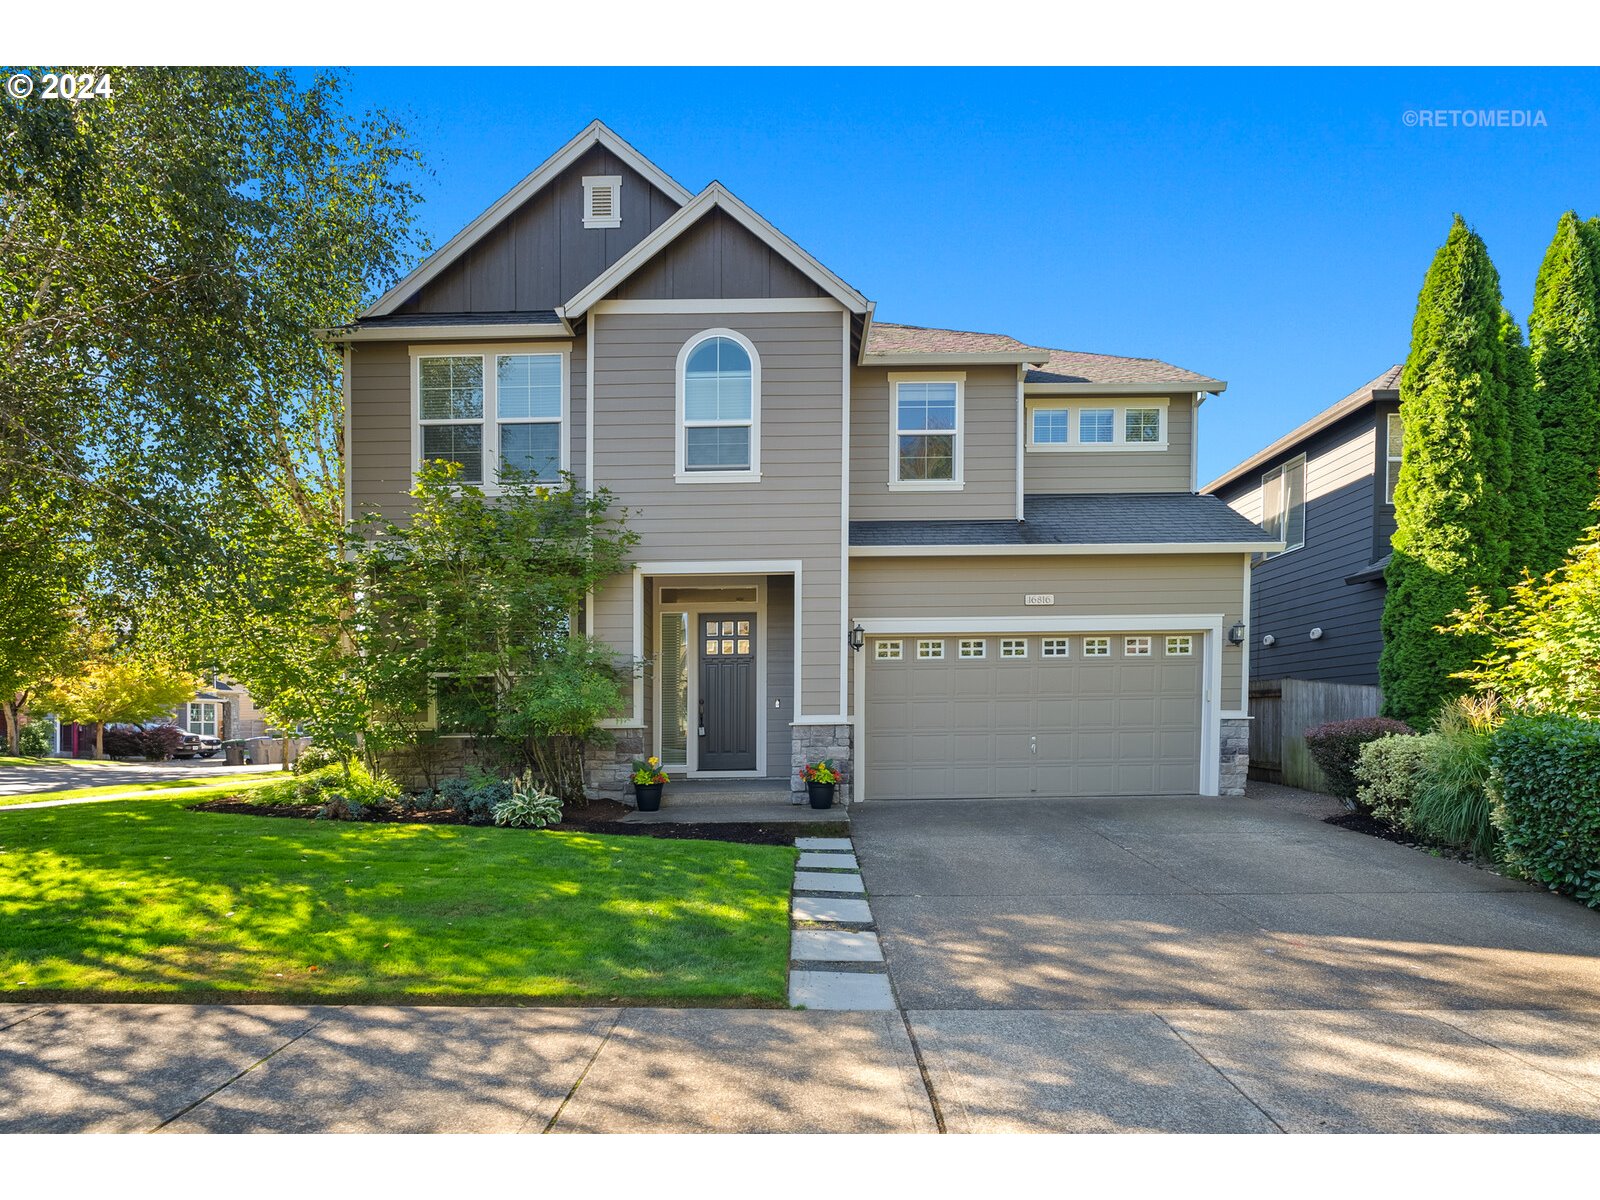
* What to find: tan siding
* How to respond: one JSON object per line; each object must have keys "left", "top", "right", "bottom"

{"left": 1022, "top": 395, "right": 1196, "bottom": 494}
{"left": 850, "top": 364, "right": 1018, "bottom": 520}
{"left": 591, "top": 309, "right": 845, "bottom": 716}
{"left": 849, "top": 553, "right": 1247, "bottom": 705}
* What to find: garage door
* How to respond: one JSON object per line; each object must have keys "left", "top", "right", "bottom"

{"left": 863, "top": 632, "right": 1204, "bottom": 800}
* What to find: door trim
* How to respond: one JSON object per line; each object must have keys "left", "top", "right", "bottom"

{"left": 852, "top": 614, "right": 1225, "bottom": 800}
{"left": 653, "top": 576, "right": 769, "bottom": 778}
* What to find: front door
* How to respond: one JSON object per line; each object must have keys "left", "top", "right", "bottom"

{"left": 698, "top": 612, "right": 757, "bottom": 771}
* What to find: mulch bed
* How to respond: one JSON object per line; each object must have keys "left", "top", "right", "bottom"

{"left": 187, "top": 797, "right": 846, "bottom": 846}
{"left": 1323, "top": 809, "right": 1476, "bottom": 864}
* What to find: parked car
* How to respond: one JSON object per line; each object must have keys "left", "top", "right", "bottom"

{"left": 174, "top": 730, "right": 223, "bottom": 759}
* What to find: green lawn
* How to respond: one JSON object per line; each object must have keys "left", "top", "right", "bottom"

{"left": 0, "top": 774, "right": 282, "bottom": 807}
{"left": 0, "top": 796, "right": 796, "bottom": 1003}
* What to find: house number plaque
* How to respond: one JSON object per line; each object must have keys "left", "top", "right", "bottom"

{"left": 1024, "top": 594, "right": 1056, "bottom": 606}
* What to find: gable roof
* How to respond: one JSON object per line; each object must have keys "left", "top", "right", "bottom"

{"left": 362, "top": 121, "right": 694, "bottom": 319}
{"left": 1026, "top": 348, "right": 1225, "bottom": 393}
{"left": 562, "top": 182, "right": 870, "bottom": 318}
{"left": 862, "top": 322, "right": 1049, "bottom": 364}
{"left": 1201, "top": 365, "right": 1403, "bottom": 495}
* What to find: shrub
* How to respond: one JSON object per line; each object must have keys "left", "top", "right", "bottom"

{"left": 294, "top": 744, "right": 344, "bottom": 775}
{"left": 16, "top": 721, "right": 51, "bottom": 758}
{"left": 1303, "top": 717, "right": 1414, "bottom": 799}
{"left": 492, "top": 771, "right": 564, "bottom": 828}
{"left": 429, "top": 767, "right": 512, "bottom": 824}
{"left": 1355, "top": 733, "right": 1435, "bottom": 826}
{"left": 101, "top": 725, "right": 143, "bottom": 758}
{"left": 252, "top": 761, "right": 400, "bottom": 821}
{"left": 139, "top": 724, "right": 183, "bottom": 760}
{"left": 1491, "top": 715, "right": 1600, "bottom": 907}
{"left": 1411, "top": 715, "right": 1498, "bottom": 859}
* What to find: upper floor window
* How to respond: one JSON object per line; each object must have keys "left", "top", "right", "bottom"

{"left": 1025, "top": 398, "right": 1168, "bottom": 451}
{"left": 677, "top": 329, "right": 760, "bottom": 482}
{"left": 891, "top": 375, "right": 964, "bottom": 489}
{"left": 1261, "top": 453, "right": 1306, "bottom": 557}
{"left": 416, "top": 348, "right": 566, "bottom": 489}
{"left": 1385, "top": 412, "right": 1403, "bottom": 505}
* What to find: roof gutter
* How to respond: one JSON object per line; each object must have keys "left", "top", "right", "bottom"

{"left": 862, "top": 351, "right": 1050, "bottom": 367}
{"left": 1026, "top": 380, "right": 1226, "bottom": 396}
{"left": 314, "top": 318, "right": 576, "bottom": 343}
{"left": 850, "top": 540, "right": 1283, "bottom": 558}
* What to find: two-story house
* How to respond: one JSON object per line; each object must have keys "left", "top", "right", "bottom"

{"left": 1203, "top": 367, "right": 1403, "bottom": 688}
{"left": 332, "top": 122, "right": 1278, "bottom": 805}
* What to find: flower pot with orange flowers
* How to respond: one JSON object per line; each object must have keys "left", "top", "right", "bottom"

{"left": 799, "top": 759, "right": 843, "bottom": 809}
{"left": 630, "top": 757, "right": 669, "bottom": 812}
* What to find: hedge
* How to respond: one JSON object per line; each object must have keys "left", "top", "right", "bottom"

{"left": 1304, "top": 717, "right": 1414, "bottom": 800}
{"left": 1491, "top": 715, "right": 1600, "bottom": 907}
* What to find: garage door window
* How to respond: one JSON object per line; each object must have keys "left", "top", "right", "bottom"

{"left": 917, "top": 639, "right": 945, "bottom": 660}
{"left": 1001, "top": 638, "right": 1028, "bottom": 658}
{"left": 1125, "top": 637, "right": 1152, "bottom": 656}
{"left": 1166, "top": 635, "right": 1193, "bottom": 656}
{"left": 959, "top": 639, "right": 986, "bottom": 659}
{"left": 1084, "top": 637, "right": 1110, "bottom": 656}
{"left": 875, "top": 639, "right": 902, "bottom": 661}
{"left": 1042, "top": 638, "right": 1070, "bottom": 657}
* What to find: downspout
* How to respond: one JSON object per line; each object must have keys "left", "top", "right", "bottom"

{"left": 1015, "top": 367, "right": 1025, "bottom": 521}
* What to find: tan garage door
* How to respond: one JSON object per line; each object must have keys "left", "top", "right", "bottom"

{"left": 864, "top": 633, "right": 1204, "bottom": 800}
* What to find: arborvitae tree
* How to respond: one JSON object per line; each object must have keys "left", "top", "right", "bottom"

{"left": 1528, "top": 211, "right": 1600, "bottom": 563}
{"left": 1381, "top": 216, "right": 1514, "bottom": 729}
{"left": 1499, "top": 308, "right": 1547, "bottom": 581}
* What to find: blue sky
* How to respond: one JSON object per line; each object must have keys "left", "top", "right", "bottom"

{"left": 317, "top": 67, "right": 1600, "bottom": 484}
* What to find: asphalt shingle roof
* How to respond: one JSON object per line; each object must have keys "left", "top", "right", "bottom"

{"left": 849, "top": 492, "right": 1279, "bottom": 548}
{"left": 1025, "top": 348, "right": 1219, "bottom": 387}
{"left": 865, "top": 322, "right": 1045, "bottom": 356}
{"left": 864, "top": 323, "right": 1220, "bottom": 387}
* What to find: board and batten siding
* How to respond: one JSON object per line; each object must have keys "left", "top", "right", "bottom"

{"left": 849, "top": 552, "right": 1249, "bottom": 711}
{"left": 395, "top": 145, "right": 681, "bottom": 315}
{"left": 590, "top": 308, "right": 847, "bottom": 717}
{"left": 1022, "top": 394, "right": 1196, "bottom": 494}
{"left": 612, "top": 209, "right": 829, "bottom": 302}
{"left": 850, "top": 364, "right": 1018, "bottom": 520}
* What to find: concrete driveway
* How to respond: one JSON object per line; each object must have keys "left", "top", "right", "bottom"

{"left": 850, "top": 785, "right": 1600, "bottom": 1132}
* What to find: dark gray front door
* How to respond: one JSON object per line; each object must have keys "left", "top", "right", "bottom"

{"left": 698, "top": 612, "right": 757, "bottom": 771}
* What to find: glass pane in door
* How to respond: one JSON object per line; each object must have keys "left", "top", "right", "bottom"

{"left": 661, "top": 613, "right": 689, "bottom": 764}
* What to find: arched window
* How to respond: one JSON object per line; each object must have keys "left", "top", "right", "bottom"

{"left": 677, "top": 329, "right": 759, "bottom": 481}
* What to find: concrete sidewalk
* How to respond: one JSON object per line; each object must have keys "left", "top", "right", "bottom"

{"left": 0, "top": 760, "right": 282, "bottom": 799}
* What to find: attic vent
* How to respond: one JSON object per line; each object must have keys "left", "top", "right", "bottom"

{"left": 583, "top": 175, "right": 622, "bottom": 229}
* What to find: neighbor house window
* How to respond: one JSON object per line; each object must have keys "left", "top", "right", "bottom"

{"left": 1262, "top": 453, "right": 1307, "bottom": 556}
{"left": 678, "top": 330, "right": 758, "bottom": 479}
{"left": 959, "top": 639, "right": 986, "bottom": 659}
{"left": 186, "top": 702, "right": 218, "bottom": 738}
{"left": 916, "top": 639, "right": 945, "bottom": 660}
{"left": 875, "top": 640, "right": 903, "bottom": 661}
{"left": 1083, "top": 637, "right": 1110, "bottom": 657}
{"left": 1042, "top": 638, "right": 1070, "bottom": 657}
{"left": 1166, "top": 635, "right": 1194, "bottom": 656}
{"left": 1386, "top": 413, "right": 1403, "bottom": 505}
{"left": 1001, "top": 638, "right": 1028, "bottom": 658}
{"left": 892, "top": 377, "right": 963, "bottom": 486}
{"left": 1078, "top": 408, "right": 1115, "bottom": 444}
{"left": 1125, "top": 637, "right": 1152, "bottom": 656}
{"left": 1030, "top": 406, "right": 1069, "bottom": 447}
{"left": 417, "top": 349, "right": 565, "bottom": 488}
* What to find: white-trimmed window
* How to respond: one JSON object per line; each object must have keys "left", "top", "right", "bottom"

{"left": 1001, "top": 638, "right": 1028, "bottom": 658}
{"left": 1166, "top": 635, "right": 1194, "bottom": 656}
{"left": 1083, "top": 637, "right": 1111, "bottom": 657}
{"left": 1385, "top": 413, "right": 1403, "bottom": 505}
{"left": 875, "top": 639, "right": 903, "bottom": 661}
{"left": 891, "top": 375, "right": 963, "bottom": 488}
{"left": 186, "top": 702, "right": 218, "bottom": 738}
{"left": 1262, "top": 453, "right": 1307, "bottom": 556}
{"left": 416, "top": 347, "right": 567, "bottom": 489}
{"left": 1125, "top": 636, "right": 1152, "bottom": 656}
{"left": 1042, "top": 637, "right": 1071, "bottom": 658}
{"left": 1026, "top": 398, "right": 1168, "bottom": 451}
{"left": 959, "top": 639, "right": 986, "bottom": 659}
{"left": 917, "top": 639, "right": 945, "bottom": 660}
{"left": 677, "top": 329, "right": 759, "bottom": 481}
{"left": 582, "top": 175, "right": 621, "bottom": 229}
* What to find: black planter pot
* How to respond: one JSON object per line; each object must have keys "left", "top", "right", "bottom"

{"left": 807, "top": 781, "right": 836, "bottom": 810}
{"left": 634, "top": 782, "right": 664, "bottom": 812}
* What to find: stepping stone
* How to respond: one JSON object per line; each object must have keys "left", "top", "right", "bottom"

{"left": 791, "top": 929, "right": 884, "bottom": 963}
{"left": 790, "top": 971, "right": 896, "bottom": 1011}
{"left": 795, "top": 837, "right": 853, "bottom": 851}
{"left": 792, "top": 896, "right": 873, "bottom": 924}
{"left": 793, "top": 871, "right": 865, "bottom": 894}
{"left": 797, "top": 851, "right": 859, "bottom": 871}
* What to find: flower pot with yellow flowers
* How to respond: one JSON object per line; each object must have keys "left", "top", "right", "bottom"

{"left": 799, "top": 759, "right": 843, "bottom": 809}
{"left": 630, "top": 757, "right": 669, "bottom": 812}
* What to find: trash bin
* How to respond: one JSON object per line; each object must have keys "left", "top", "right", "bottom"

{"left": 222, "top": 741, "right": 246, "bottom": 766}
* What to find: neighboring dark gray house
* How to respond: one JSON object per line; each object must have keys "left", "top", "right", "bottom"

{"left": 1203, "top": 368, "right": 1402, "bottom": 687}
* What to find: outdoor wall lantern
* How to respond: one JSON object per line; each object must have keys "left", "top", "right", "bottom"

{"left": 1228, "top": 621, "right": 1246, "bottom": 645}
{"left": 848, "top": 622, "right": 866, "bottom": 653}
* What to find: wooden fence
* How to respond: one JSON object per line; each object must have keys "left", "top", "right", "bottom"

{"left": 1249, "top": 678, "right": 1383, "bottom": 792}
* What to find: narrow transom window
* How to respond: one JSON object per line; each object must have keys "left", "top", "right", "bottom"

{"left": 894, "top": 380, "right": 960, "bottom": 483}
{"left": 1125, "top": 636, "right": 1152, "bottom": 656}
{"left": 681, "top": 332, "right": 757, "bottom": 475}
{"left": 1124, "top": 408, "right": 1162, "bottom": 443}
{"left": 1042, "top": 638, "right": 1070, "bottom": 658}
{"left": 1083, "top": 637, "right": 1110, "bottom": 657}
{"left": 418, "top": 355, "right": 485, "bottom": 482}
{"left": 917, "top": 639, "right": 945, "bottom": 660}
{"left": 1001, "top": 638, "right": 1028, "bottom": 658}
{"left": 1166, "top": 635, "right": 1194, "bottom": 656}
{"left": 875, "top": 640, "right": 903, "bottom": 661}
{"left": 1386, "top": 413, "right": 1403, "bottom": 505}
{"left": 1031, "top": 406, "right": 1069, "bottom": 446}
{"left": 497, "top": 353, "right": 563, "bottom": 482}
{"left": 1078, "top": 409, "right": 1115, "bottom": 444}
{"left": 583, "top": 175, "right": 622, "bottom": 229}
{"left": 959, "top": 639, "right": 986, "bottom": 659}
